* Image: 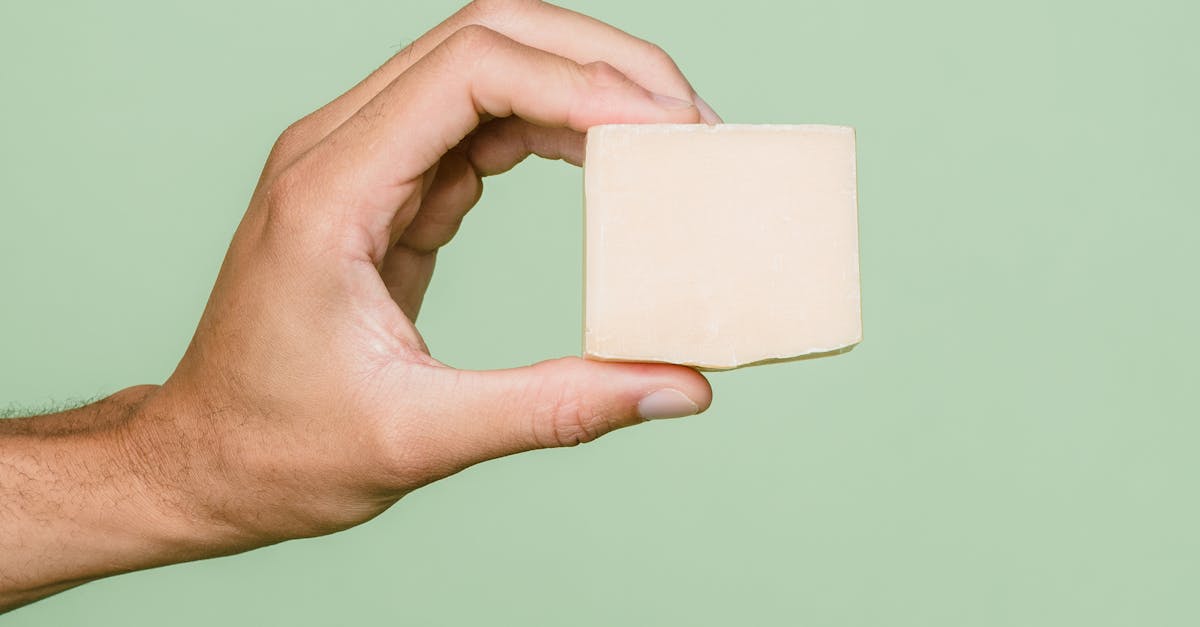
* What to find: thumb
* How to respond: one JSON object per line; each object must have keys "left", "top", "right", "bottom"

{"left": 432, "top": 357, "right": 712, "bottom": 463}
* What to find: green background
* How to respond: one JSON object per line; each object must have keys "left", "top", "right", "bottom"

{"left": 2, "top": 0, "right": 1197, "bottom": 624}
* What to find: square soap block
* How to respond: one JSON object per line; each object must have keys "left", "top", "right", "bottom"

{"left": 583, "top": 124, "right": 861, "bottom": 370}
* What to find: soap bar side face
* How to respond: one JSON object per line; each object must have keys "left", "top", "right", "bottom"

{"left": 583, "top": 124, "right": 861, "bottom": 370}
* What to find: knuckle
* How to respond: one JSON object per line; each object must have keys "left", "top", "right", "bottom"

{"left": 256, "top": 155, "right": 344, "bottom": 259}
{"left": 579, "top": 60, "right": 628, "bottom": 88}
{"left": 445, "top": 23, "right": 504, "bottom": 56}
{"left": 269, "top": 120, "right": 311, "bottom": 163}
{"left": 259, "top": 163, "right": 319, "bottom": 239}
{"left": 530, "top": 358, "right": 603, "bottom": 448}
{"left": 643, "top": 42, "right": 679, "bottom": 70}
{"left": 639, "top": 42, "right": 693, "bottom": 94}
{"left": 273, "top": 121, "right": 305, "bottom": 149}
{"left": 548, "top": 397, "right": 599, "bottom": 448}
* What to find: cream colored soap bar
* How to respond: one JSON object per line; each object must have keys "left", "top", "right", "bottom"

{"left": 583, "top": 124, "right": 861, "bottom": 370}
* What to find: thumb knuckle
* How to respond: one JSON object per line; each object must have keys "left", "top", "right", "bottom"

{"left": 528, "top": 361, "right": 606, "bottom": 448}
{"left": 547, "top": 394, "right": 600, "bottom": 448}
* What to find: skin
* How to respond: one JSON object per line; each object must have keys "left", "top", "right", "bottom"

{"left": 0, "top": 0, "right": 719, "bottom": 613}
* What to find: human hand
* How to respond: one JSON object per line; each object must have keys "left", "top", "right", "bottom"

{"left": 130, "top": 0, "right": 716, "bottom": 551}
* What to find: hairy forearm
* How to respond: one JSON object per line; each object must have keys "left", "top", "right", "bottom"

{"left": 0, "top": 386, "right": 228, "bottom": 612}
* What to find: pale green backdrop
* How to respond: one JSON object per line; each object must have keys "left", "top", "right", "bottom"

{"left": 2, "top": 0, "right": 1197, "bottom": 625}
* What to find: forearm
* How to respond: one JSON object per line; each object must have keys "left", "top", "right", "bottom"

{"left": 0, "top": 386, "right": 228, "bottom": 612}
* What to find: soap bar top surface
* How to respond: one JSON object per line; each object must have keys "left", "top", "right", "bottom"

{"left": 583, "top": 123, "right": 861, "bottom": 370}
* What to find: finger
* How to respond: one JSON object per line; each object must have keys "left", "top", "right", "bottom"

{"left": 393, "top": 119, "right": 580, "bottom": 255}
{"left": 470, "top": 0, "right": 707, "bottom": 111}
{"left": 467, "top": 116, "right": 585, "bottom": 175}
{"left": 382, "top": 118, "right": 579, "bottom": 317}
{"left": 285, "top": 26, "right": 701, "bottom": 263}
{"left": 287, "top": 0, "right": 717, "bottom": 158}
{"left": 427, "top": 358, "right": 713, "bottom": 465}
{"left": 392, "top": 148, "right": 481, "bottom": 255}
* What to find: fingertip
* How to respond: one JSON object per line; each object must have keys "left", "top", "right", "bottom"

{"left": 581, "top": 358, "right": 713, "bottom": 416}
{"left": 692, "top": 93, "right": 724, "bottom": 125}
{"left": 656, "top": 363, "right": 714, "bottom": 414}
{"left": 573, "top": 61, "right": 701, "bottom": 128}
{"left": 650, "top": 93, "right": 704, "bottom": 125}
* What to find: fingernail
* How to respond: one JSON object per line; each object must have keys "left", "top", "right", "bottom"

{"left": 637, "top": 388, "right": 700, "bottom": 420}
{"left": 651, "top": 92, "right": 698, "bottom": 110}
{"left": 693, "top": 93, "right": 724, "bottom": 125}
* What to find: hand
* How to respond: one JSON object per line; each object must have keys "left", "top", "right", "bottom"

{"left": 1, "top": 1, "right": 720, "bottom": 610}
{"left": 131, "top": 0, "right": 715, "bottom": 549}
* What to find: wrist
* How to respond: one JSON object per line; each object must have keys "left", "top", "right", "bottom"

{"left": 0, "top": 385, "right": 253, "bottom": 611}
{"left": 115, "top": 383, "right": 268, "bottom": 558}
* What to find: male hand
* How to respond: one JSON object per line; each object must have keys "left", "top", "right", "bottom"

{"left": 147, "top": 0, "right": 717, "bottom": 544}
{"left": 0, "top": 1, "right": 717, "bottom": 610}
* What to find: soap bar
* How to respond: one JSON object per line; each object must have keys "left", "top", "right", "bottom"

{"left": 583, "top": 124, "right": 861, "bottom": 370}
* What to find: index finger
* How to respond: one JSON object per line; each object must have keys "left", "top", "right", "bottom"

{"left": 295, "top": 0, "right": 717, "bottom": 149}
{"left": 277, "top": 26, "right": 702, "bottom": 265}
